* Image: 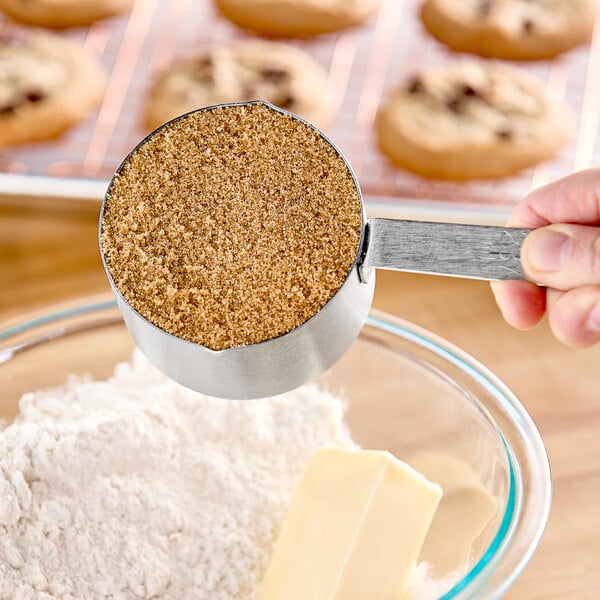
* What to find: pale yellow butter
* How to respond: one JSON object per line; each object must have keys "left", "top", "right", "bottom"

{"left": 406, "top": 451, "right": 499, "bottom": 577}
{"left": 257, "top": 447, "right": 443, "bottom": 600}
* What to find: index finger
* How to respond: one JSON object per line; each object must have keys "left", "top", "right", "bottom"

{"left": 507, "top": 168, "right": 600, "bottom": 228}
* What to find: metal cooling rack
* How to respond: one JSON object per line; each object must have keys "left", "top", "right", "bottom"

{"left": 0, "top": 0, "right": 598, "bottom": 222}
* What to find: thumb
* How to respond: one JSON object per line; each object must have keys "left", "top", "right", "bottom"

{"left": 522, "top": 224, "right": 600, "bottom": 289}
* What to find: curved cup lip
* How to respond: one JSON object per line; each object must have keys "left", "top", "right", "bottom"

{"left": 110, "top": 268, "right": 374, "bottom": 399}
{"left": 98, "top": 101, "right": 373, "bottom": 398}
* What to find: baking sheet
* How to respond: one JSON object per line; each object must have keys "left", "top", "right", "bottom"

{"left": 0, "top": 0, "right": 598, "bottom": 223}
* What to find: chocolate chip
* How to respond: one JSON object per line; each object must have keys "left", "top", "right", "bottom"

{"left": 25, "top": 90, "right": 45, "bottom": 103}
{"left": 479, "top": 0, "right": 494, "bottom": 17}
{"left": 260, "top": 67, "right": 290, "bottom": 83}
{"left": 407, "top": 77, "right": 424, "bottom": 94}
{"left": 446, "top": 96, "right": 462, "bottom": 113}
{"left": 461, "top": 84, "right": 478, "bottom": 97}
{"left": 276, "top": 94, "right": 295, "bottom": 109}
{"left": 0, "top": 98, "right": 21, "bottom": 115}
{"left": 0, "top": 89, "right": 47, "bottom": 115}
{"left": 191, "top": 56, "right": 214, "bottom": 83}
{"left": 496, "top": 127, "right": 514, "bottom": 140}
{"left": 446, "top": 84, "right": 486, "bottom": 112}
{"left": 522, "top": 19, "right": 535, "bottom": 33}
{"left": 197, "top": 56, "right": 213, "bottom": 68}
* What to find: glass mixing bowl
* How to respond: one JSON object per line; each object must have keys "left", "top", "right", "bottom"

{"left": 0, "top": 295, "right": 551, "bottom": 599}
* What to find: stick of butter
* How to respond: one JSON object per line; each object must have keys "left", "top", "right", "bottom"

{"left": 406, "top": 451, "right": 498, "bottom": 577}
{"left": 256, "top": 447, "right": 443, "bottom": 600}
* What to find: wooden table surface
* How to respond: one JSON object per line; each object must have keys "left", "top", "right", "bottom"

{"left": 1, "top": 198, "right": 599, "bottom": 599}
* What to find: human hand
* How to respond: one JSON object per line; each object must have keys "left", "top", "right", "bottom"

{"left": 491, "top": 168, "right": 600, "bottom": 347}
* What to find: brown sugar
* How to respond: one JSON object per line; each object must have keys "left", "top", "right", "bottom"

{"left": 101, "top": 102, "right": 362, "bottom": 350}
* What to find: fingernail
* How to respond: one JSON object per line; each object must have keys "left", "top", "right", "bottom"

{"left": 587, "top": 303, "right": 600, "bottom": 332}
{"left": 527, "top": 230, "right": 570, "bottom": 272}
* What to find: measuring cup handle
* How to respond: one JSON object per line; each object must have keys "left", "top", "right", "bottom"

{"left": 361, "top": 218, "right": 532, "bottom": 281}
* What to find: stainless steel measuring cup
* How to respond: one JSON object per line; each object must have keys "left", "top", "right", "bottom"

{"left": 99, "top": 101, "right": 530, "bottom": 400}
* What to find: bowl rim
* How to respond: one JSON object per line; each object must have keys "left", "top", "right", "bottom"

{"left": 0, "top": 296, "right": 552, "bottom": 599}
{"left": 365, "top": 312, "right": 551, "bottom": 598}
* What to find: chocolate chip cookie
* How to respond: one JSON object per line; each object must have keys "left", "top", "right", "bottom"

{"left": 214, "top": 0, "right": 380, "bottom": 37}
{"left": 376, "top": 61, "right": 572, "bottom": 180}
{"left": 144, "top": 40, "right": 333, "bottom": 131}
{"left": 0, "top": 0, "right": 134, "bottom": 28}
{"left": 0, "top": 32, "right": 105, "bottom": 148}
{"left": 420, "top": 0, "right": 597, "bottom": 60}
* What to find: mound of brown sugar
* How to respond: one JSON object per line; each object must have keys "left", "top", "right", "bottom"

{"left": 101, "top": 103, "right": 362, "bottom": 350}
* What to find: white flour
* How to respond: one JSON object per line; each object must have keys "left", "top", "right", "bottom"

{"left": 0, "top": 351, "right": 457, "bottom": 600}
{"left": 0, "top": 351, "right": 355, "bottom": 599}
